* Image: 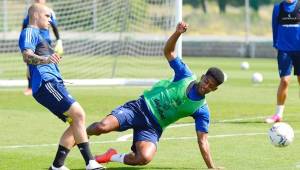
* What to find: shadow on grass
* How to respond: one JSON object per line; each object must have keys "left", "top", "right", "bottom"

{"left": 106, "top": 167, "right": 196, "bottom": 170}
{"left": 70, "top": 166, "right": 196, "bottom": 170}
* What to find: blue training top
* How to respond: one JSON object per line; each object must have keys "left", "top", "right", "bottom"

{"left": 141, "top": 57, "right": 210, "bottom": 133}
{"left": 23, "top": 10, "right": 57, "bottom": 44}
{"left": 272, "top": 0, "right": 300, "bottom": 51}
{"left": 19, "top": 27, "right": 62, "bottom": 93}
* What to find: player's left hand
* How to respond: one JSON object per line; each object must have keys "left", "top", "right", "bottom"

{"left": 54, "top": 39, "right": 64, "bottom": 56}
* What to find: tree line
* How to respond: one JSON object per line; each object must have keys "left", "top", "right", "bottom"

{"left": 183, "top": 0, "right": 282, "bottom": 13}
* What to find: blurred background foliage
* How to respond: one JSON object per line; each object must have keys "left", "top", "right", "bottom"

{"left": 181, "top": 0, "right": 283, "bottom": 36}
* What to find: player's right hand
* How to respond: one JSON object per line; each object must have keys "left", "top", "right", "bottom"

{"left": 176, "top": 21, "right": 188, "bottom": 34}
{"left": 47, "top": 53, "right": 61, "bottom": 64}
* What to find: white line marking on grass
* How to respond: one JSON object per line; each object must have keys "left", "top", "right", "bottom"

{"left": 167, "top": 116, "right": 266, "bottom": 129}
{"left": 116, "top": 134, "right": 133, "bottom": 141}
{"left": 214, "top": 116, "right": 266, "bottom": 123}
{"left": 1, "top": 131, "right": 298, "bottom": 149}
{"left": 162, "top": 132, "right": 267, "bottom": 141}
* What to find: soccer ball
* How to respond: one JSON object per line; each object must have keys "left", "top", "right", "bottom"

{"left": 240, "top": 61, "right": 250, "bottom": 70}
{"left": 252, "top": 72, "right": 263, "bottom": 83}
{"left": 268, "top": 122, "right": 294, "bottom": 147}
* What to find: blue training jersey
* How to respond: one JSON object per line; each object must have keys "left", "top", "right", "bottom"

{"left": 19, "top": 27, "right": 62, "bottom": 93}
{"left": 272, "top": 0, "right": 300, "bottom": 51}
{"left": 22, "top": 10, "right": 57, "bottom": 44}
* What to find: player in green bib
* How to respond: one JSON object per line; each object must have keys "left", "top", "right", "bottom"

{"left": 87, "top": 21, "right": 225, "bottom": 169}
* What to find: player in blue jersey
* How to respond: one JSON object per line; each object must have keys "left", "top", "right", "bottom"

{"left": 86, "top": 22, "right": 225, "bottom": 169}
{"left": 18, "top": 4, "right": 103, "bottom": 170}
{"left": 22, "top": 0, "right": 63, "bottom": 96}
{"left": 265, "top": 0, "right": 300, "bottom": 123}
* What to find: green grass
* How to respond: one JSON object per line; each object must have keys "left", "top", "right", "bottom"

{"left": 1, "top": 57, "right": 300, "bottom": 169}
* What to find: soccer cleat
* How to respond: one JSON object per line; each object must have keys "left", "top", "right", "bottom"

{"left": 48, "top": 165, "right": 70, "bottom": 170}
{"left": 265, "top": 114, "right": 282, "bottom": 124}
{"left": 86, "top": 160, "right": 105, "bottom": 170}
{"left": 23, "top": 88, "right": 32, "bottom": 96}
{"left": 95, "top": 148, "right": 118, "bottom": 163}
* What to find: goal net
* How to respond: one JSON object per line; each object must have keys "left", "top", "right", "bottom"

{"left": 0, "top": 0, "right": 181, "bottom": 86}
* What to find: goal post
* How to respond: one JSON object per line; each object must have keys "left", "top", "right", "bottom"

{"left": 0, "top": 0, "right": 182, "bottom": 87}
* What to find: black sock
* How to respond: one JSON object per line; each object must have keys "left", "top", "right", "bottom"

{"left": 53, "top": 145, "right": 70, "bottom": 168}
{"left": 77, "top": 142, "right": 94, "bottom": 165}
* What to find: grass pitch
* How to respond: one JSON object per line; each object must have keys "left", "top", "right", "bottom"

{"left": 0, "top": 57, "right": 300, "bottom": 170}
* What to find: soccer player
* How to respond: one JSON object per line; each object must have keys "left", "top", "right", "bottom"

{"left": 86, "top": 21, "right": 224, "bottom": 169}
{"left": 265, "top": 0, "right": 300, "bottom": 123}
{"left": 22, "top": 0, "right": 63, "bottom": 96}
{"left": 18, "top": 4, "right": 103, "bottom": 170}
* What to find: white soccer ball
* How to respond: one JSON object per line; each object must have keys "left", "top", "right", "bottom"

{"left": 252, "top": 72, "right": 263, "bottom": 83}
{"left": 240, "top": 61, "right": 250, "bottom": 70}
{"left": 268, "top": 122, "right": 294, "bottom": 147}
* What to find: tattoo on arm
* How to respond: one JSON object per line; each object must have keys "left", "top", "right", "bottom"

{"left": 23, "top": 50, "right": 49, "bottom": 65}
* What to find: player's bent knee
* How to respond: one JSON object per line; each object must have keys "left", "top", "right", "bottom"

{"left": 68, "top": 103, "right": 86, "bottom": 122}
{"left": 280, "top": 78, "right": 289, "bottom": 86}
{"left": 136, "top": 155, "right": 152, "bottom": 165}
{"left": 69, "top": 111, "right": 85, "bottom": 123}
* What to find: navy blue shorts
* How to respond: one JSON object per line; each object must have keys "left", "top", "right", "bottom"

{"left": 33, "top": 80, "right": 76, "bottom": 122}
{"left": 110, "top": 97, "right": 162, "bottom": 152}
{"left": 277, "top": 51, "right": 300, "bottom": 77}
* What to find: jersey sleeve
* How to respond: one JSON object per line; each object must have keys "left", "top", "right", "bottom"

{"left": 192, "top": 104, "right": 210, "bottom": 133}
{"left": 169, "top": 57, "right": 193, "bottom": 82}
{"left": 19, "top": 29, "right": 38, "bottom": 52}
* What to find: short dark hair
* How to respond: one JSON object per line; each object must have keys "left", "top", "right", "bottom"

{"left": 205, "top": 67, "right": 224, "bottom": 85}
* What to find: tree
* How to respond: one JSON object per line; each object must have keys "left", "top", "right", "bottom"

{"left": 218, "top": 0, "right": 227, "bottom": 13}
{"left": 183, "top": 0, "right": 207, "bottom": 13}
{"left": 250, "top": 0, "right": 259, "bottom": 11}
{"left": 201, "top": 0, "right": 208, "bottom": 13}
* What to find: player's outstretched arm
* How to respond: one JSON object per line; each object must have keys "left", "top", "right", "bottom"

{"left": 163, "top": 21, "right": 188, "bottom": 62}
{"left": 196, "top": 131, "right": 223, "bottom": 169}
{"left": 22, "top": 49, "right": 61, "bottom": 65}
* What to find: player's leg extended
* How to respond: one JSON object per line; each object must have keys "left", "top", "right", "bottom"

{"left": 50, "top": 126, "right": 74, "bottom": 169}
{"left": 86, "top": 115, "right": 120, "bottom": 136}
{"left": 277, "top": 76, "right": 290, "bottom": 106}
{"left": 67, "top": 102, "right": 88, "bottom": 143}
{"left": 67, "top": 102, "right": 104, "bottom": 169}
{"left": 95, "top": 141, "right": 157, "bottom": 166}
{"left": 59, "top": 126, "right": 75, "bottom": 148}
{"left": 266, "top": 51, "right": 292, "bottom": 123}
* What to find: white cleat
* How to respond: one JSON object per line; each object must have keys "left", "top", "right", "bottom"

{"left": 86, "top": 160, "right": 105, "bottom": 170}
{"left": 49, "top": 165, "right": 70, "bottom": 170}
